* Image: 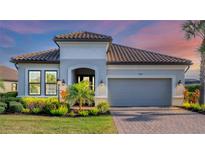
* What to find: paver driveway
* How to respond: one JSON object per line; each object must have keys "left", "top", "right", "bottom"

{"left": 111, "top": 107, "right": 205, "bottom": 134}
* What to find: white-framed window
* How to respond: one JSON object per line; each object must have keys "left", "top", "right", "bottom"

{"left": 45, "top": 70, "right": 57, "bottom": 96}
{"left": 28, "top": 70, "right": 41, "bottom": 96}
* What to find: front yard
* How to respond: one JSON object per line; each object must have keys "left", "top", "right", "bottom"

{"left": 0, "top": 114, "right": 117, "bottom": 134}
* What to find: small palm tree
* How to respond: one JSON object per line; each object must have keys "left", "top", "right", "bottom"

{"left": 68, "top": 81, "right": 94, "bottom": 110}
{"left": 182, "top": 20, "right": 205, "bottom": 104}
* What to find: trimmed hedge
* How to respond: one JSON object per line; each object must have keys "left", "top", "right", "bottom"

{"left": 9, "top": 102, "right": 24, "bottom": 113}
{"left": 97, "top": 101, "right": 110, "bottom": 114}
{"left": 0, "top": 102, "right": 7, "bottom": 108}
{"left": 183, "top": 102, "right": 205, "bottom": 113}
{"left": 0, "top": 106, "right": 6, "bottom": 113}
{"left": 0, "top": 92, "right": 17, "bottom": 98}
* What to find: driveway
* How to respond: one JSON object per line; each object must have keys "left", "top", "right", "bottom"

{"left": 111, "top": 107, "right": 205, "bottom": 134}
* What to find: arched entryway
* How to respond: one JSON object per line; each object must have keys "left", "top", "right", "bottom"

{"left": 71, "top": 68, "right": 95, "bottom": 90}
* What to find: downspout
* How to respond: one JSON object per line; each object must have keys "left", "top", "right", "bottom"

{"left": 184, "top": 65, "right": 190, "bottom": 73}
{"left": 14, "top": 63, "right": 19, "bottom": 70}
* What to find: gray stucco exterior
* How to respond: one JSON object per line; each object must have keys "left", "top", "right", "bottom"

{"left": 15, "top": 38, "right": 188, "bottom": 106}
{"left": 17, "top": 63, "right": 59, "bottom": 97}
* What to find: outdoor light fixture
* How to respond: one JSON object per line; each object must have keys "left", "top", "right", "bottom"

{"left": 177, "top": 80, "right": 182, "bottom": 85}
{"left": 62, "top": 79, "right": 65, "bottom": 85}
{"left": 100, "top": 80, "right": 104, "bottom": 84}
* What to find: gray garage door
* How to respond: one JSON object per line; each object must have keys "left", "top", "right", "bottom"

{"left": 108, "top": 78, "right": 172, "bottom": 107}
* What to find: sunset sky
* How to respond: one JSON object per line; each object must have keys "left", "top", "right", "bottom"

{"left": 0, "top": 20, "right": 201, "bottom": 79}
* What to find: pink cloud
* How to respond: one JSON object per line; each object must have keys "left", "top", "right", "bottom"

{"left": 124, "top": 21, "right": 201, "bottom": 70}
{"left": 90, "top": 20, "right": 137, "bottom": 36}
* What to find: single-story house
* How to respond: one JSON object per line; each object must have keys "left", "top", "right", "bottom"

{"left": 0, "top": 65, "right": 18, "bottom": 93}
{"left": 10, "top": 31, "right": 192, "bottom": 107}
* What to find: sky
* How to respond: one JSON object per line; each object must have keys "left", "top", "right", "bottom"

{"left": 0, "top": 20, "right": 201, "bottom": 79}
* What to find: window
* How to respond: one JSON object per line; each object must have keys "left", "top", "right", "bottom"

{"left": 11, "top": 83, "right": 17, "bottom": 91}
{"left": 45, "top": 71, "right": 57, "bottom": 95}
{"left": 28, "top": 71, "right": 41, "bottom": 95}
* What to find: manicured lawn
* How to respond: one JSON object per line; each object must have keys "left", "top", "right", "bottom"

{"left": 0, "top": 114, "right": 117, "bottom": 134}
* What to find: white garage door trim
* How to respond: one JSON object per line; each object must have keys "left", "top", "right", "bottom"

{"left": 106, "top": 75, "right": 176, "bottom": 104}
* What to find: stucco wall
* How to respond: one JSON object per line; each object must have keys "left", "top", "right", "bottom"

{"left": 107, "top": 65, "right": 187, "bottom": 106}
{"left": 57, "top": 41, "right": 109, "bottom": 97}
{"left": 17, "top": 63, "right": 59, "bottom": 97}
{"left": 57, "top": 42, "right": 109, "bottom": 60}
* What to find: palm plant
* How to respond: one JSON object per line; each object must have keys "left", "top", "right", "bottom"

{"left": 68, "top": 81, "right": 94, "bottom": 110}
{"left": 182, "top": 20, "right": 205, "bottom": 104}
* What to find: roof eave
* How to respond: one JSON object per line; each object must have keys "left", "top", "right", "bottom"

{"left": 107, "top": 62, "right": 192, "bottom": 65}
{"left": 53, "top": 38, "right": 112, "bottom": 42}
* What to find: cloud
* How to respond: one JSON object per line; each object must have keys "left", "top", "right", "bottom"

{"left": 0, "top": 33, "right": 15, "bottom": 48}
{"left": 124, "top": 21, "right": 201, "bottom": 72}
{"left": 94, "top": 21, "right": 137, "bottom": 36}
{"left": 0, "top": 20, "right": 81, "bottom": 34}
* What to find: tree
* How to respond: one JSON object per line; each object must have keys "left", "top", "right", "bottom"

{"left": 182, "top": 20, "right": 205, "bottom": 104}
{"left": 67, "top": 81, "right": 94, "bottom": 110}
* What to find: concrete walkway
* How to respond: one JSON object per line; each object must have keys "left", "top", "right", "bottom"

{"left": 111, "top": 107, "right": 205, "bottom": 134}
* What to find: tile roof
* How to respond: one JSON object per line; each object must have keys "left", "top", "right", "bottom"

{"left": 107, "top": 43, "right": 192, "bottom": 65}
{"left": 0, "top": 65, "right": 18, "bottom": 81}
{"left": 11, "top": 43, "right": 192, "bottom": 65}
{"left": 54, "top": 31, "right": 112, "bottom": 42}
{"left": 11, "top": 49, "right": 60, "bottom": 63}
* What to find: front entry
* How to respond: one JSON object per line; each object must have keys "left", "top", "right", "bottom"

{"left": 76, "top": 75, "right": 95, "bottom": 90}
{"left": 72, "top": 68, "right": 95, "bottom": 90}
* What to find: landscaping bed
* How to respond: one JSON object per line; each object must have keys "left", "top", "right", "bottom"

{"left": 182, "top": 85, "right": 205, "bottom": 114}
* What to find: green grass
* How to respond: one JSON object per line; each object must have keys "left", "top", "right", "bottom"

{"left": 0, "top": 114, "right": 117, "bottom": 134}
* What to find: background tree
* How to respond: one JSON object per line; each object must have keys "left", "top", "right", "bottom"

{"left": 67, "top": 81, "right": 94, "bottom": 110}
{"left": 182, "top": 20, "right": 205, "bottom": 104}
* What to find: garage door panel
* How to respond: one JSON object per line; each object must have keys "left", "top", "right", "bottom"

{"left": 108, "top": 78, "right": 171, "bottom": 107}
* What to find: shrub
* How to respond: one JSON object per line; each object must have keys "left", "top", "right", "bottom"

{"left": 9, "top": 102, "right": 23, "bottom": 113}
{"left": 0, "top": 97, "right": 22, "bottom": 105}
{"left": 0, "top": 106, "right": 5, "bottom": 113}
{"left": 191, "top": 103, "right": 202, "bottom": 111}
{"left": 183, "top": 102, "right": 191, "bottom": 109}
{"left": 185, "top": 85, "right": 200, "bottom": 92}
{"left": 31, "top": 107, "right": 42, "bottom": 114}
{"left": 0, "top": 102, "right": 7, "bottom": 108}
{"left": 50, "top": 105, "right": 68, "bottom": 116}
{"left": 0, "top": 92, "right": 18, "bottom": 98}
{"left": 22, "top": 97, "right": 58, "bottom": 113}
{"left": 97, "top": 101, "right": 110, "bottom": 114}
{"left": 78, "top": 110, "right": 89, "bottom": 117}
{"left": 69, "top": 111, "right": 75, "bottom": 117}
{"left": 89, "top": 108, "right": 99, "bottom": 116}
{"left": 183, "top": 89, "right": 200, "bottom": 104}
{"left": 22, "top": 108, "right": 30, "bottom": 113}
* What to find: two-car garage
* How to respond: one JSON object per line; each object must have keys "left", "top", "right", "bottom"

{"left": 108, "top": 78, "right": 172, "bottom": 107}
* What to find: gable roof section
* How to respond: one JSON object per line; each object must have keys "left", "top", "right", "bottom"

{"left": 54, "top": 31, "right": 112, "bottom": 42}
{"left": 10, "top": 43, "right": 192, "bottom": 65}
{"left": 0, "top": 65, "right": 18, "bottom": 81}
